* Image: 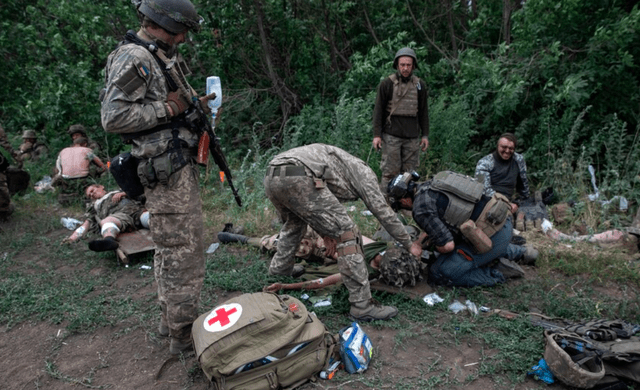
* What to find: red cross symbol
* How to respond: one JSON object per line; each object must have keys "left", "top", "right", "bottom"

{"left": 208, "top": 307, "right": 238, "bottom": 327}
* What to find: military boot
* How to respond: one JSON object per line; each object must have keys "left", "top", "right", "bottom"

{"left": 268, "top": 263, "right": 305, "bottom": 278}
{"left": 493, "top": 258, "right": 525, "bottom": 279}
{"left": 169, "top": 326, "right": 193, "bottom": 355}
{"left": 350, "top": 299, "right": 398, "bottom": 322}
{"left": 169, "top": 338, "right": 193, "bottom": 355}
{"left": 88, "top": 236, "right": 119, "bottom": 252}
{"left": 158, "top": 321, "right": 169, "bottom": 337}
{"left": 521, "top": 245, "right": 539, "bottom": 265}
{"left": 217, "top": 232, "right": 248, "bottom": 244}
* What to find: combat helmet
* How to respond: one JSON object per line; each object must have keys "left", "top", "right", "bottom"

{"left": 393, "top": 47, "right": 419, "bottom": 69}
{"left": 387, "top": 171, "right": 420, "bottom": 210}
{"left": 21, "top": 129, "right": 37, "bottom": 139}
{"left": 379, "top": 247, "right": 424, "bottom": 287}
{"left": 135, "top": 0, "right": 203, "bottom": 34}
{"left": 67, "top": 124, "right": 86, "bottom": 136}
{"left": 543, "top": 330, "right": 604, "bottom": 388}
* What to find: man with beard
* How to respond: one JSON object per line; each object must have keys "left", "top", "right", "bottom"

{"left": 372, "top": 47, "right": 430, "bottom": 195}
{"left": 475, "top": 133, "right": 531, "bottom": 214}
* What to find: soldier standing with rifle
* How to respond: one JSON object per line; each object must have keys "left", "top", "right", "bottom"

{"left": 100, "top": 0, "right": 216, "bottom": 355}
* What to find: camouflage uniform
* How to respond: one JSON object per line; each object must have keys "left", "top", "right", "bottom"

{"left": 373, "top": 74, "right": 429, "bottom": 193}
{"left": 264, "top": 144, "right": 413, "bottom": 303}
{"left": 17, "top": 133, "right": 48, "bottom": 162}
{"left": 101, "top": 31, "right": 204, "bottom": 342}
{"left": 475, "top": 151, "right": 530, "bottom": 200}
{"left": 85, "top": 191, "right": 144, "bottom": 235}
{"left": 260, "top": 225, "right": 335, "bottom": 265}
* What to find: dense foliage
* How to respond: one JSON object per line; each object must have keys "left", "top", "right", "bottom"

{"left": 2, "top": 0, "right": 639, "bottom": 213}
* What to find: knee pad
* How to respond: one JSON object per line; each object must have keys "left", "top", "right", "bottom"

{"left": 336, "top": 226, "right": 364, "bottom": 257}
{"left": 140, "top": 211, "right": 150, "bottom": 228}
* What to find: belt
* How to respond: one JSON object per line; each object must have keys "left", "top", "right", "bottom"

{"left": 268, "top": 165, "right": 306, "bottom": 177}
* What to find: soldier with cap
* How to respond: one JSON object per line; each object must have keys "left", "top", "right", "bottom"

{"left": 372, "top": 47, "right": 430, "bottom": 195}
{"left": 17, "top": 129, "right": 48, "bottom": 162}
{"left": 101, "top": 0, "right": 215, "bottom": 354}
{"left": 67, "top": 124, "right": 101, "bottom": 153}
{"left": 264, "top": 143, "right": 423, "bottom": 321}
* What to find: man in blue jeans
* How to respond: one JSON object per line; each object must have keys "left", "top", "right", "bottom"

{"left": 389, "top": 171, "right": 537, "bottom": 287}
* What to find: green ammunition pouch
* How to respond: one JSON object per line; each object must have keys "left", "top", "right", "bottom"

{"left": 137, "top": 147, "right": 194, "bottom": 188}
{"left": 475, "top": 193, "right": 511, "bottom": 239}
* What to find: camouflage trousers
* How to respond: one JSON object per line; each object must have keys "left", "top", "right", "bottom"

{"left": 380, "top": 133, "right": 421, "bottom": 194}
{"left": 145, "top": 165, "right": 205, "bottom": 340}
{"left": 264, "top": 167, "right": 371, "bottom": 303}
{"left": 54, "top": 176, "right": 94, "bottom": 206}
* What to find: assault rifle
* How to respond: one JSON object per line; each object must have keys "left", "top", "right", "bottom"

{"left": 184, "top": 97, "right": 242, "bottom": 207}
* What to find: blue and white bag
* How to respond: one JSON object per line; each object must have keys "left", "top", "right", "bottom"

{"left": 339, "top": 322, "right": 373, "bottom": 374}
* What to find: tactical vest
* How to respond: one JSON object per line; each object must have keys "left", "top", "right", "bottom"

{"left": 428, "top": 171, "right": 484, "bottom": 228}
{"left": 386, "top": 74, "right": 420, "bottom": 119}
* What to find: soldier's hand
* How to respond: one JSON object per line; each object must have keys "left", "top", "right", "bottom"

{"left": 198, "top": 92, "right": 216, "bottom": 115}
{"left": 409, "top": 241, "right": 422, "bottom": 258}
{"left": 323, "top": 236, "right": 337, "bottom": 259}
{"left": 372, "top": 137, "right": 382, "bottom": 151}
{"left": 420, "top": 136, "right": 429, "bottom": 151}
{"left": 436, "top": 241, "right": 455, "bottom": 253}
{"left": 112, "top": 192, "right": 126, "bottom": 203}
{"left": 166, "top": 91, "right": 190, "bottom": 117}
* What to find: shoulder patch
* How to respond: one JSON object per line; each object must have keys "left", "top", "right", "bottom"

{"left": 114, "top": 62, "right": 148, "bottom": 97}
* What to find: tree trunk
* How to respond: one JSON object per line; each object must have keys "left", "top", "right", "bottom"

{"left": 253, "top": 0, "right": 302, "bottom": 130}
{"left": 502, "top": 0, "right": 513, "bottom": 44}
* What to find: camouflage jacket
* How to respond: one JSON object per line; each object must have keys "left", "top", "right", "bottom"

{"left": 100, "top": 30, "right": 198, "bottom": 159}
{"left": 85, "top": 191, "right": 143, "bottom": 232}
{"left": 269, "top": 143, "right": 414, "bottom": 250}
{"left": 475, "top": 151, "right": 530, "bottom": 200}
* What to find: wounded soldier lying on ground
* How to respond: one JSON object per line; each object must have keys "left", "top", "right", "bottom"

{"left": 218, "top": 224, "right": 426, "bottom": 291}
{"left": 61, "top": 184, "right": 148, "bottom": 252}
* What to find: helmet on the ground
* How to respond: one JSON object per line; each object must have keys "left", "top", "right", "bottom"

{"left": 136, "top": 0, "right": 203, "bottom": 34}
{"left": 393, "top": 47, "right": 419, "bottom": 70}
{"left": 67, "top": 124, "right": 86, "bottom": 136}
{"left": 379, "top": 247, "right": 424, "bottom": 287}
{"left": 22, "top": 129, "right": 37, "bottom": 139}
{"left": 543, "top": 330, "right": 604, "bottom": 388}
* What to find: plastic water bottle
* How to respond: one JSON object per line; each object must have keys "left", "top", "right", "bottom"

{"left": 206, "top": 76, "right": 223, "bottom": 118}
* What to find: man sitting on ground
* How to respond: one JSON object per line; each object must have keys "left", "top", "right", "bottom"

{"left": 52, "top": 137, "right": 106, "bottom": 205}
{"left": 62, "top": 184, "right": 148, "bottom": 252}
{"left": 475, "top": 133, "right": 530, "bottom": 214}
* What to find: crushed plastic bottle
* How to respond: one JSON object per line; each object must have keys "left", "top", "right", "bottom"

{"left": 61, "top": 217, "right": 82, "bottom": 230}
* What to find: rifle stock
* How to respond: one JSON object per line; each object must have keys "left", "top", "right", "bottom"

{"left": 189, "top": 97, "right": 242, "bottom": 207}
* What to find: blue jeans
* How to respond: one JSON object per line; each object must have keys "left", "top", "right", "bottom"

{"left": 429, "top": 219, "right": 514, "bottom": 287}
